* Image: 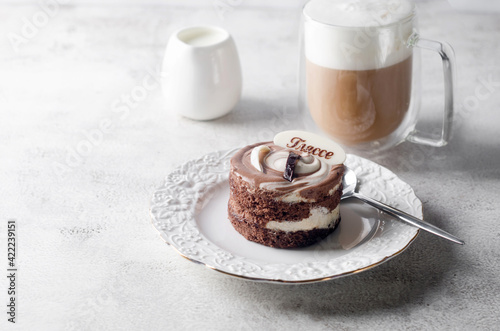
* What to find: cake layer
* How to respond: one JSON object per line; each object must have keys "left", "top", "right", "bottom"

{"left": 228, "top": 207, "right": 340, "bottom": 249}
{"left": 266, "top": 206, "right": 340, "bottom": 232}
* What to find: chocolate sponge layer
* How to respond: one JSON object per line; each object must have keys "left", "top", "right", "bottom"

{"left": 228, "top": 170, "right": 342, "bottom": 248}
{"left": 228, "top": 205, "right": 340, "bottom": 248}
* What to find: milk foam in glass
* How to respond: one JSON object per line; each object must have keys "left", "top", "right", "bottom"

{"left": 299, "top": 0, "right": 456, "bottom": 153}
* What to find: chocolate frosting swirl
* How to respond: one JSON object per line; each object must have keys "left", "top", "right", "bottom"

{"left": 230, "top": 142, "right": 344, "bottom": 198}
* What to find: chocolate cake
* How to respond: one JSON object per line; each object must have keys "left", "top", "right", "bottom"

{"left": 228, "top": 132, "right": 345, "bottom": 248}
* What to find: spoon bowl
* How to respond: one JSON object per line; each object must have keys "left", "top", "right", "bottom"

{"left": 341, "top": 167, "right": 358, "bottom": 198}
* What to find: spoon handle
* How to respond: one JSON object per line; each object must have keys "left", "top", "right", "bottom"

{"left": 350, "top": 192, "right": 465, "bottom": 245}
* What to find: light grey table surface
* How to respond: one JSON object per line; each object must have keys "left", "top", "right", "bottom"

{"left": 1, "top": 1, "right": 499, "bottom": 330}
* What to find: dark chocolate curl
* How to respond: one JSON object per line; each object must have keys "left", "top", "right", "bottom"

{"left": 283, "top": 152, "right": 301, "bottom": 182}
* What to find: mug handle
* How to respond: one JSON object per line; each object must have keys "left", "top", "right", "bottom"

{"left": 406, "top": 32, "right": 456, "bottom": 147}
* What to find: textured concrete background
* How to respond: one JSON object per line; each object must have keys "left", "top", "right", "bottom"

{"left": 1, "top": 0, "right": 499, "bottom": 330}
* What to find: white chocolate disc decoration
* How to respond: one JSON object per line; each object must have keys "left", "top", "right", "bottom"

{"left": 250, "top": 145, "right": 271, "bottom": 172}
{"left": 273, "top": 130, "right": 346, "bottom": 165}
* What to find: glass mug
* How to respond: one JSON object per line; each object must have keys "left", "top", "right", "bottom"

{"left": 299, "top": 0, "right": 456, "bottom": 153}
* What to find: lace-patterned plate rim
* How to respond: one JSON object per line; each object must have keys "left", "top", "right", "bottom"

{"left": 152, "top": 235, "right": 419, "bottom": 284}
{"left": 150, "top": 149, "right": 421, "bottom": 284}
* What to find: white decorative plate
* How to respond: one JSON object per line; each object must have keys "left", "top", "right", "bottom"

{"left": 150, "top": 149, "right": 421, "bottom": 283}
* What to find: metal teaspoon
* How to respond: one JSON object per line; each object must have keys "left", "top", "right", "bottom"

{"left": 341, "top": 167, "right": 465, "bottom": 245}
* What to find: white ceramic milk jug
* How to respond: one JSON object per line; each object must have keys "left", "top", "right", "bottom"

{"left": 162, "top": 26, "right": 242, "bottom": 121}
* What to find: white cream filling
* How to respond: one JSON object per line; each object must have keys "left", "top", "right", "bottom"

{"left": 328, "top": 182, "right": 341, "bottom": 196}
{"left": 266, "top": 206, "right": 340, "bottom": 232}
{"left": 277, "top": 191, "right": 312, "bottom": 203}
